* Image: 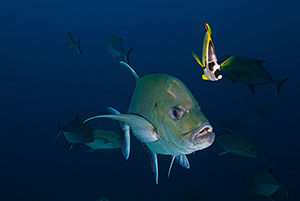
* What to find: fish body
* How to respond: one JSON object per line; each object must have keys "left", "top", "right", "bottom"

{"left": 54, "top": 115, "right": 94, "bottom": 150}
{"left": 85, "top": 129, "right": 121, "bottom": 151}
{"left": 219, "top": 55, "right": 290, "bottom": 97}
{"left": 105, "top": 34, "right": 133, "bottom": 64}
{"left": 192, "top": 23, "right": 222, "bottom": 81}
{"left": 216, "top": 129, "right": 257, "bottom": 157}
{"left": 249, "top": 167, "right": 283, "bottom": 201}
{"left": 65, "top": 32, "right": 83, "bottom": 56}
{"left": 85, "top": 61, "right": 215, "bottom": 183}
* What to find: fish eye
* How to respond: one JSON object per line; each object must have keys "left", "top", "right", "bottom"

{"left": 208, "top": 62, "right": 215, "bottom": 71}
{"left": 169, "top": 106, "right": 185, "bottom": 120}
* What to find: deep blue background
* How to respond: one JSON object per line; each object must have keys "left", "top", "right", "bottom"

{"left": 0, "top": 0, "right": 299, "bottom": 200}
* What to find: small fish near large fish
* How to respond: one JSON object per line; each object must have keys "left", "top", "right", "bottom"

{"left": 54, "top": 115, "right": 94, "bottom": 150}
{"left": 249, "top": 167, "right": 284, "bottom": 201}
{"left": 84, "top": 61, "right": 215, "bottom": 184}
{"left": 191, "top": 23, "right": 222, "bottom": 81}
{"left": 219, "top": 55, "right": 290, "bottom": 97}
{"left": 65, "top": 32, "right": 83, "bottom": 56}
{"left": 85, "top": 129, "right": 121, "bottom": 151}
{"left": 215, "top": 128, "right": 258, "bottom": 157}
{"left": 105, "top": 34, "right": 133, "bottom": 64}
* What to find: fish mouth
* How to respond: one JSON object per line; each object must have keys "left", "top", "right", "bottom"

{"left": 184, "top": 122, "right": 215, "bottom": 150}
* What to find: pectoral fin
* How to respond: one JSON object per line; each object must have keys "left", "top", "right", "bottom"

{"left": 84, "top": 113, "right": 158, "bottom": 143}
{"left": 107, "top": 107, "right": 130, "bottom": 160}
{"left": 220, "top": 55, "right": 236, "bottom": 67}
{"left": 202, "top": 74, "right": 209, "bottom": 80}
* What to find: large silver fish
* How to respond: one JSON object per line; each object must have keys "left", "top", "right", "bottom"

{"left": 249, "top": 167, "right": 284, "bottom": 201}
{"left": 105, "top": 34, "right": 133, "bottom": 64}
{"left": 54, "top": 115, "right": 94, "bottom": 150}
{"left": 216, "top": 128, "right": 257, "bottom": 157}
{"left": 65, "top": 32, "right": 83, "bottom": 56}
{"left": 84, "top": 61, "right": 215, "bottom": 184}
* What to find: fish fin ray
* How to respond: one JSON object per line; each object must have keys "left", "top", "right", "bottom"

{"left": 53, "top": 121, "right": 61, "bottom": 141}
{"left": 220, "top": 55, "right": 236, "bottom": 67}
{"left": 247, "top": 85, "right": 255, "bottom": 94}
{"left": 143, "top": 143, "right": 159, "bottom": 184}
{"left": 125, "top": 47, "right": 133, "bottom": 64}
{"left": 218, "top": 151, "right": 228, "bottom": 156}
{"left": 84, "top": 114, "right": 158, "bottom": 143}
{"left": 275, "top": 75, "right": 290, "bottom": 97}
{"left": 175, "top": 155, "right": 190, "bottom": 169}
{"left": 107, "top": 107, "right": 130, "bottom": 160}
{"left": 167, "top": 156, "right": 176, "bottom": 178}
{"left": 76, "top": 37, "right": 83, "bottom": 56}
{"left": 254, "top": 59, "right": 266, "bottom": 65}
{"left": 191, "top": 51, "right": 204, "bottom": 68}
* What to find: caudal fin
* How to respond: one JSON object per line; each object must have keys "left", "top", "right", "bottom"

{"left": 124, "top": 47, "right": 133, "bottom": 64}
{"left": 107, "top": 107, "right": 130, "bottom": 160}
{"left": 276, "top": 75, "right": 290, "bottom": 97}
{"left": 53, "top": 121, "right": 61, "bottom": 141}
{"left": 76, "top": 37, "right": 83, "bottom": 56}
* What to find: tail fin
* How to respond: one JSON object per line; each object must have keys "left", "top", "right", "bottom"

{"left": 276, "top": 75, "right": 290, "bottom": 97}
{"left": 107, "top": 107, "right": 130, "bottom": 160}
{"left": 124, "top": 47, "right": 134, "bottom": 64}
{"left": 53, "top": 121, "right": 61, "bottom": 141}
{"left": 76, "top": 37, "right": 83, "bottom": 56}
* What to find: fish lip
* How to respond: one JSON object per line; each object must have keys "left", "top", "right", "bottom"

{"left": 184, "top": 122, "right": 215, "bottom": 149}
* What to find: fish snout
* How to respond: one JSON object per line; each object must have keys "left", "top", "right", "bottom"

{"left": 187, "top": 122, "right": 215, "bottom": 150}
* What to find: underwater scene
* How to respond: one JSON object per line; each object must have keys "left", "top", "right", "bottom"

{"left": 0, "top": 0, "right": 299, "bottom": 200}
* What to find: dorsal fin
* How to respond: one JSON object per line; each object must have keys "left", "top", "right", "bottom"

{"left": 119, "top": 61, "right": 139, "bottom": 86}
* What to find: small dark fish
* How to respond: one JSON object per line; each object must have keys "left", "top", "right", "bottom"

{"left": 65, "top": 32, "right": 83, "bottom": 56}
{"left": 105, "top": 34, "right": 133, "bottom": 64}
{"left": 54, "top": 115, "right": 94, "bottom": 150}
{"left": 219, "top": 55, "right": 290, "bottom": 97}
{"left": 249, "top": 167, "right": 284, "bottom": 201}
{"left": 216, "top": 128, "right": 257, "bottom": 157}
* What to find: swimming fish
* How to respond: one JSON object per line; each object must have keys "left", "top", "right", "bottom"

{"left": 85, "top": 129, "right": 121, "bottom": 151}
{"left": 191, "top": 23, "right": 222, "bottom": 81}
{"left": 84, "top": 61, "right": 215, "bottom": 184}
{"left": 215, "top": 128, "right": 257, "bottom": 157}
{"left": 249, "top": 167, "right": 284, "bottom": 201}
{"left": 65, "top": 32, "right": 83, "bottom": 56}
{"left": 54, "top": 115, "right": 94, "bottom": 150}
{"left": 219, "top": 55, "right": 290, "bottom": 97}
{"left": 105, "top": 34, "right": 133, "bottom": 64}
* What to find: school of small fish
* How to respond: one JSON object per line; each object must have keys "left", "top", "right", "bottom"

{"left": 58, "top": 23, "right": 290, "bottom": 200}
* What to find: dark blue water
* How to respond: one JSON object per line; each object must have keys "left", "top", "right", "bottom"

{"left": 0, "top": 0, "right": 299, "bottom": 200}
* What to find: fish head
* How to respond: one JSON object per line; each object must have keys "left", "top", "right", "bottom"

{"left": 202, "top": 23, "right": 222, "bottom": 81}
{"left": 129, "top": 74, "right": 215, "bottom": 154}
